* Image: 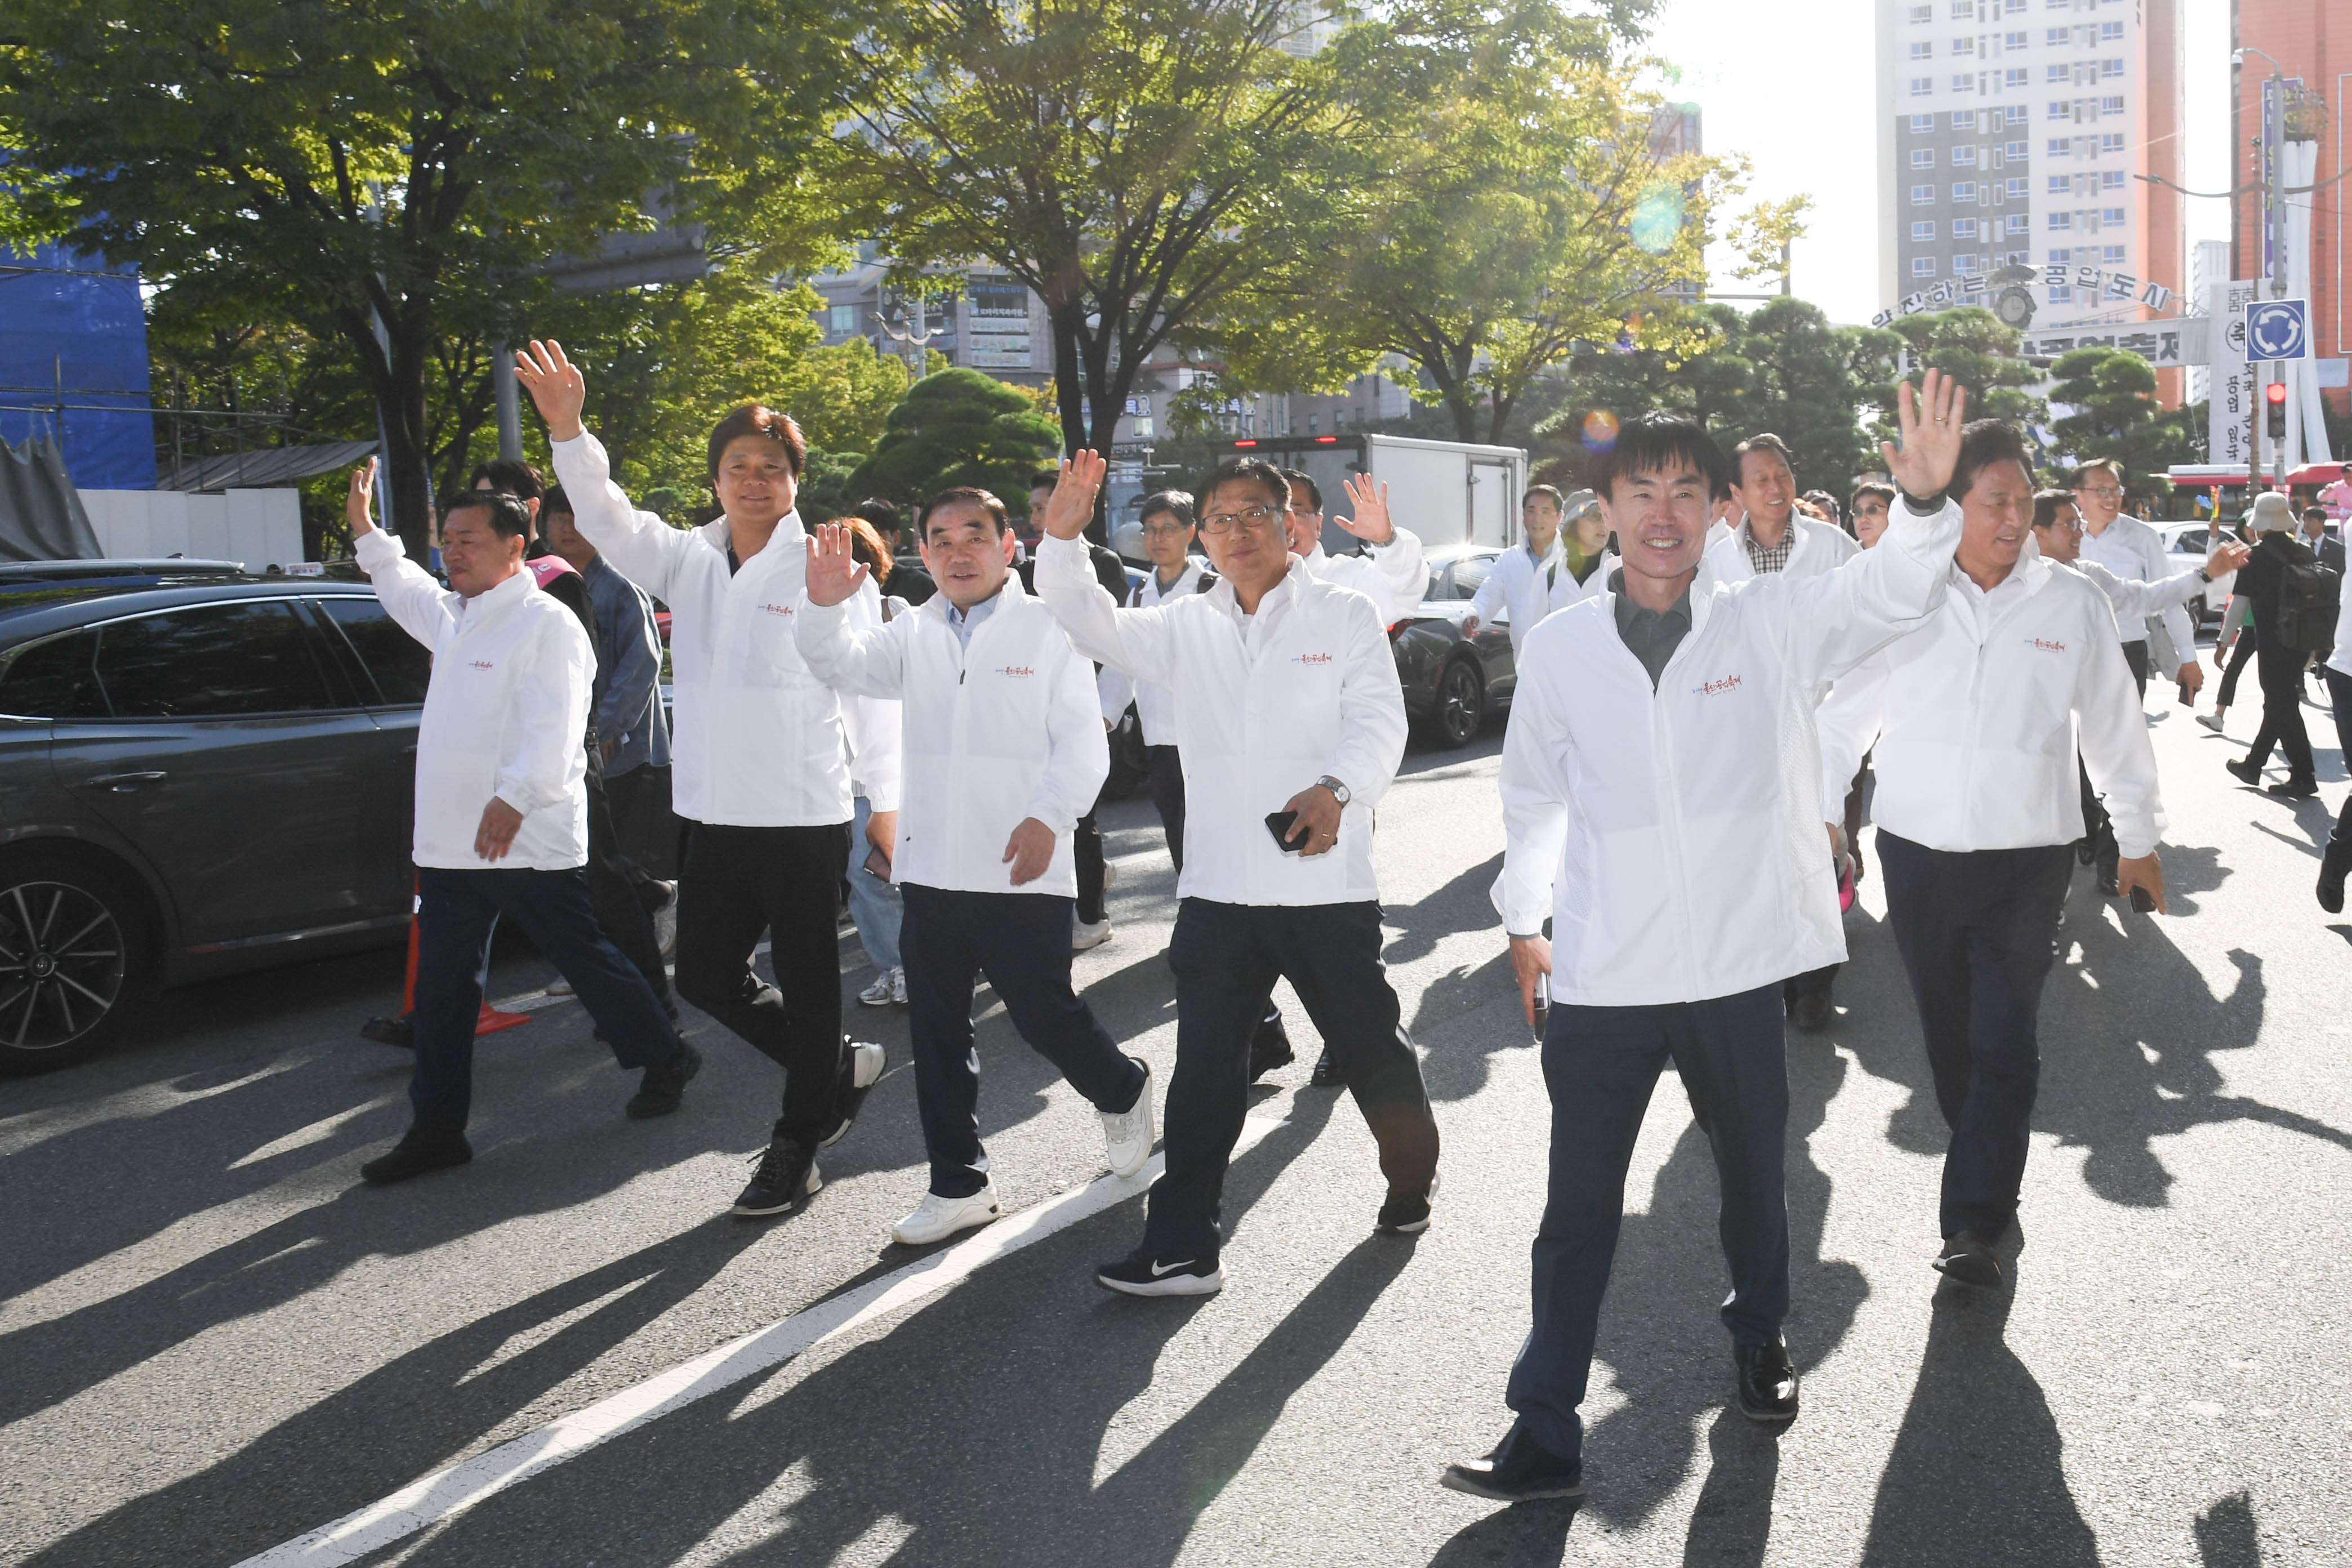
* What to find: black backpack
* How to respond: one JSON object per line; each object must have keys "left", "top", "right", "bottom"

{"left": 2277, "top": 559, "right": 2343, "bottom": 653}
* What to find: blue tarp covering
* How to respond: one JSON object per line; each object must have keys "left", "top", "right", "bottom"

{"left": 0, "top": 240, "right": 157, "bottom": 491}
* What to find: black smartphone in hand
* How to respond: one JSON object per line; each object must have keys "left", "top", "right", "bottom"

{"left": 2128, "top": 885, "right": 2155, "bottom": 914}
{"left": 1264, "top": 810, "right": 1311, "bottom": 853}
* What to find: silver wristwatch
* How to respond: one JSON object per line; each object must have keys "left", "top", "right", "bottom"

{"left": 1315, "top": 774, "right": 1351, "bottom": 807}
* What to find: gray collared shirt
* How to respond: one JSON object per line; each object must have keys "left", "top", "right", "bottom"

{"left": 1609, "top": 568, "right": 1692, "bottom": 690}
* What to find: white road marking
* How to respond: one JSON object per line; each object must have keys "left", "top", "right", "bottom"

{"left": 237, "top": 1116, "right": 1282, "bottom": 1567}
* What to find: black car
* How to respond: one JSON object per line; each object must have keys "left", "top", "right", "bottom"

{"left": 0, "top": 560, "right": 430, "bottom": 1071}
{"left": 1391, "top": 543, "right": 1518, "bottom": 747}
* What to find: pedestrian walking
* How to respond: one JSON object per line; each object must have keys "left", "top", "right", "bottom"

{"left": 519, "top": 340, "right": 894, "bottom": 1221}
{"left": 798, "top": 493, "right": 1156, "bottom": 1245}
{"left": 342, "top": 467, "right": 699, "bottom": 1186}
{"left": 1464, "top": 485, "right": 1566, "bottom": 656}
{"left": 1847, "top": 481, "right": 1893, "bottom": 548}
{"left": 2072, "top": 458, "right": 2199, "bottom": 702}
{"left": 841, "top": 515, "right": 908, "bottom": 1009}
{"left": 2318, "top": 538, "right": 2352, "bottom": 911}
{"left": 1445, "top": 374, "right": 1969, "bottom": 1505}
{"left": 2227, "top": 493, "right": 2323, "bottom": 800}
{"left": 1818, "top": 432, "right": 2170, "bottom": 1290}
{"left": 1035, "top": 451, "right": 1439, "bottom": 1298}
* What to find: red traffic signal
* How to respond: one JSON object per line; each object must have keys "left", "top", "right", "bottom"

{"left": 2266, "top": 381, "right": 2290, "bottom": 404}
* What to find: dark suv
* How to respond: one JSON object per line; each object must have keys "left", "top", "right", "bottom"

{"left": 0, "top": 561, "right": 429, "bottom": 1071}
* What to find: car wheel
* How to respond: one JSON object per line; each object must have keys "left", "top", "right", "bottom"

{"left": 0, "top": 851, "right": 151, "bottom": 1074}
{"left": 1434, "top": 659, "right": 1485, "bottom": 749}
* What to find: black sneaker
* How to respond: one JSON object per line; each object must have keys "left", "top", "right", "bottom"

{"left": 1377, "top": 1170, "right": 1440, "bottom": 1235}
{"left": 2267, "top": 777, "right": 2319, "bottom": 800}
{"left": 732, "top": 1131, "right": 821, "bottom": 1218}
{"left": 1308, "top": 1047, "right": 1344, "bottom": 1089}
{"left": 1096, "top": 1249, "right": 1223, "bottom": 1297}
{"left": 2317, "top": 838, "right": 2351, "bottom": 915}
{"left": 2224, "top": 757, "right": 2262, "bottom": 787}
{"left": 1733, "top": 1339, "right": 1801, "bottom": 1422}
{"left": 361, "top": 1129, "right": 471, "bottom": 1185}
{"left": 1932, "top": 1230, "right": 2003, "bottom": 1288}
{"left": 1247, "top": 1019, "right": 1294, "bottom": 1083}
{"left": 814, "top": 1040, "right": 886, "bottom": 1150}
{"left": 1440, "top": 1423, "right": 1585, "bottom": 1502}
{"left": 359, "top": 1013, "right": 415, "bottom": 1049}
{"left": 626, "top": 1040, "right": 702, "bottom": 1120}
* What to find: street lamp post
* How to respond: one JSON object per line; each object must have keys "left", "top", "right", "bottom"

{"left": 2237, "top": 46, "right": 2288, "bottom": 498}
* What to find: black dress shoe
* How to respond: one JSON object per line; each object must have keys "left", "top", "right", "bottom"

{"left": 2096, "top": 864, "right": 2121, "bottom": 898}
{"left": 1440, "top": 1423, "right": 1585, "bottom": 1502}
{"left": 361, "top": 1129, "right": 472, "bottom": 1185}
{"left": 2073, "top": 837, "right": 2096, "bottom": 866}
{"left": 626, "top": 1040, "right": 702, "bottom": 1119}
{"left": 1732, "top": 1339, "right": 1801, "bottom": 1422}
{"left": 2318, "top": 838, "right": 2352, "bottom": 915}
{"left": 1308, "top": 1047, "right": 1344, "bottom": 1088}
{"left": 359, "top": 1013, "right": 415, "bottom": 1049}
{"left": 1788, "top": 988, "right": 1833, "bottom": 1034}
{"left": 2266, "top": 777, "right": 2319, "bottom": 799}
{"left": 2224, "top": 757, "right": 2262, "bottom": 787}
{"left": 1247, "top": 1022, "right": 1294, "bottom": 1083}
{"left": 1932, "top": 1230, "right": 2003, "bottom": 1288}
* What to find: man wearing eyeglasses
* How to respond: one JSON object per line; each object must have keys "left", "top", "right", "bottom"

{"left": 1035, "top": 452, "right": 1438, "bottom": 1298}
{"left": 2072, "top": 459, "right": 2197, "bottom": 703}
{"left": 1281, "top": 467, "right": 1428, "bottom": 624}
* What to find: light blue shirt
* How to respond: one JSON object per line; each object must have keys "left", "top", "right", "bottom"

{"left": 946, "top": 587, "right": 1003, "bottom": 649}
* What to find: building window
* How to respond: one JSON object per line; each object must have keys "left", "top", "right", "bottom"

{"left": 2046, "top": 63, "right": 2070, "bottom": 83}
{"left": 1955, "top": 253, "right": 1982, "bottom": 272}
{"left": 2100, "top": 206, "right": 2124, "bottom": 224}
{"left": 1950, "top": 0, "right": 1974, "bottom": 15}
{"left": 1951, "top": 36, "right": 1975, "bottom": 55}
{"left": 2046, "top": 26, "right": 2070, "bottom": 44}
{"left": 2050, "top": 284, "right": 2073, "bottom": 301}
{"left": 2004, "top": 67, "right": 2029, "bottom": 88}
{"left": 1952, "top": 73, "right": 1975, "bottom": 92}
{"left": 2101, "top": 244, "right": 2126, "bottom": 263}
{"left": 1912, "top": 220, "right": 1938, "bottom": 240}
{"left": 1913, "top": 257, "right": 1939, "bottom": 278}
{"left": 1910, "top": 114, "right": 1937, "bottom": 133}
{"left": 1912, "top": 184, "right": 1936, "bottom": 204}
{"left": 2004, "top": 177, "right": 2029, "bottom": 198}
{"left": 1910, "top": 77, "right": 1935, "bottom": 97}
{"left": 2047, "top": 248, "right": 2072, "bottom": 264}
{"left": 1952, "top": 110, "right": 1978, "bottom": 130}
{"left": 2049, "top": 211, "right": 2073, "bottom": 230}
{"left": 2048, "top": 174, "right": 2072, "bottom": 194}
{"left": 1951, "top": 181, "right": 1978, "bottom": 200}
{"left": 2008, "top": 213, "right": 2032, "bottom": 234}
{"left": 1953, "top": 217, "right": 1979, "bottom": 238}
{"left": 2004, "top": 140, "right": 2029, "bottom": 160}
{"left": 2099, "top": 170, "right": 2124, "bottom": 190}
{"left": 1912, "top": 149, "right": 1936, "bottom": 169}
{"left": 2100, "top": 95, "right": 2123, "bottom": 113}
{"left": 2004, "top": 30, "right": 2028, "bottom": 48}
{"left": 2099, "top": 132, "right": 2124, "bottom": 153}
{"left": 2047, "top": 136, "right": 2071, "bottom": 157}
{"left": 828, "top": 305, "right": 859, "bottom": 333}
{"left": 2101, "top": 58, "right": 2122, "bottom": 78}
{"left": 1908, "top": 2, "right": 1932, "bottom": 17}
{"left": 1952, "top": 145, "right": 1977, "bottom": 166}
{"left": 1910, "top": 41, "right": 1934, "bottom": 59}
{"left": 2100, "top": 19, "right": 2122, "bottom": 38}
{"left": 2047, "top": 100, "right": 2070, "bottom": 119}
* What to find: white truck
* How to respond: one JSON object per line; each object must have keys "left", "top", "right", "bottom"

{"left": 1219, "top": 433, "right": 1530, "bottom": 554}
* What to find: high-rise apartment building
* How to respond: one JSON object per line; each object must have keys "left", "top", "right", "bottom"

{"left": 2231, "top": 0, "right": 2344, "bottom": 363}
{"left": 1874, "top": 0, "right": 2182, "bottom": 323}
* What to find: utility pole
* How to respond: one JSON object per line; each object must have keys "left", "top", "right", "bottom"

{"left": 2239, "top": 47, "right": 2290, "bottom": 500}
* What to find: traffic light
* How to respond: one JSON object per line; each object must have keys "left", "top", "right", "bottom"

{"left": 2266, "top": 378, "right": 2289, "bottom": 440}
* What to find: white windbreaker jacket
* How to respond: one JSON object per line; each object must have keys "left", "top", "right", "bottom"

{"left": 2078, "top": 513, "right": 2197, "bottom": 660}
{"left": 1816, "top": 552, "right": 2166, "bottom": 861}
{"left": 1097, "top": 557, "right": 1213, "bottom": 745}
{"left": 796, "top": 576, "right": 1105, "bottom": 898}
{"left": 1304, "top": 531, "right": 1427, "bottom": 623}
{"left": 551, "top": 430, "right": 900, "bottom": 826}
{"left": 1469, "top": 537, "right": 1566, "bottom": 657}
{"left": 1500, "top": 496, "right": 1962, "bottom": 1006}
{"left": 357, "top": 529, "right": 591, "bottom": 871}
{"left": 1036, "top": 534, "right": 1407, "bottom": 907}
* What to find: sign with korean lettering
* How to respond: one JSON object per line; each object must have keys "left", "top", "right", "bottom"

{"left": 2017, "top": 329, "right": 2185, "bottom": 366}
{"left": 2207, "top": 279, "right": 2260, "bottom": 471}
{"left": 1872, "top": 271, "right": 2175, "bottom": 328}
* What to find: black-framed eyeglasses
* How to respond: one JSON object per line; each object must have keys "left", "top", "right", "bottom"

{"left": 1200, "top": 505, "right": 1281, "bottom": 536}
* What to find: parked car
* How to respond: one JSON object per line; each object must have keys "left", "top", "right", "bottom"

{"left": 0, "top": 560, "right": 430, "bottom": 1072}
{"left": 2159, "top": 521, "right": 2236, "bottom": 622}
{"left": 1391, "top": 542, "right": 1518, "bottom": 747}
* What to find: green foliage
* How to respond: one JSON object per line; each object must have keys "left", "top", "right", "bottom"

{"left": 1871, "top": 308, "right": 2048, "bottom": 442}
{"left": 846, "top": 368, "right": 1062, "bottom": 509}
{"left": 2046, "top": 346, "right": 2193, "bottom": 497}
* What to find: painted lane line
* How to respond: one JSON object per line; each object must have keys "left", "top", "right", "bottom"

{"left": 238, "top": 1115, "right": 1282, "bottom": 1567}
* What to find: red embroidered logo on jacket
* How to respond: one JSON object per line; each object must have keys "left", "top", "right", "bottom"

{"left": 1291, "top": 652, "right": 1335, "bottom": 666}
{"left": 2028, "top": 637, "right": 2066, "bottom": 652}
{"left": 995, "top": 665, "right": 1035, "bottom": 679}
{"left": 761, "top": 602, "right": 794, "bottom": 617}
{"left": 1692, "top": 674, "right": 1742, "bottom": 697}
{"left": 469, "top": 660, "right": 495, "bottom": 670}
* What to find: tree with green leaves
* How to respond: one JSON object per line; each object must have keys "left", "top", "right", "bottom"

{"left": 831, "top": 0, "right": 1349, "bottom": 480}
{"left": 1870, "top": 308, "right": 2046, "bottom": 449}
{"left": 0, "top": 0, "right": 848, "bottom": 558}
{"left": 847, "top": 368, "right": 1061, "bottom": 510}
{"left": 2044, "top": 345, "right": 2193, "bottom": 498}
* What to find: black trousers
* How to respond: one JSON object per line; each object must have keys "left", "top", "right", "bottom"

{"left": 1144, "top": 898, "right": 1438, "bottom": 1257}
{"left": 585, "top": 749, "right": 667, "bottom": 1006}
{"left": 899, "top": 884, "right": 1144, "bottom": 1199}
{"left": 1073, "top": 803, "right": 1108, "bottom": 925}
{"left": 1877, "top": 832, "right": 2072, "bottom": 1241}
{"left": 602, "top": 762, "right": 676, "bottom": 899}
{"left": 2218, "top": 625, "right": 2258, "bottom": 707}
{"left": 2122, "top": 638, "right": 2150, "bottom": 698}
{"left": 672, "top": 821, "right": 850, "bottom": 1140}
{"left": 2329, "top": 667, "right": 2352, "bottom": 851}
{"left": 2246, "top": 640, "right": 2318, "bottom": 782}
{"left": 1147, "top": 745, "right": 1187, "bottom": 868}
{"left": 2079, "top": 759, "right": 2117, "bottom": 878}
{"left": 410, "top": 866, "right": 679, "bottom": 1135}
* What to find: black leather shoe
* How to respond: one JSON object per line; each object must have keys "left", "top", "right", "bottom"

{"left": 1932, "top": 1230, "right": 2003, "bottom": 1288}
{"left": 2073, "top": 836, "right": 2096, "bottom": 866}
{"left": 626, "top": 1040, "right": 702, "bottom": 1119}
{"left": 2266, "top": 777, "right": 2319, "bottom": 799}
{"left": 1788, "top": 988, "right": 1833, "bottom": 1034}
{"left": 361, "top": 1129, "right": 472, "bottom": 1185}
{"left": 1440, "top": 1423, "right": 1585, "bottom": 1502}
{"left": 2318, "top": 838, "right": 2352, "bottom": 915}
{"left": 1308, "top": 1048, "right": 1344, "bottom": 1089}
{"left": 2224, "top": 757, "right": 2262, "bottom": 787}
{"left": 359, "top": 1013, "right": 415, "bottom": 1049}
{"left": 2096, "top": 861, "right": 2121, "bottom": 897}
{"left": 1248, "top": 1020, "right": 1294, "bottom": 1083}
{"left": 1732, "top": 1339, "right": 1801, "bottom": 1422}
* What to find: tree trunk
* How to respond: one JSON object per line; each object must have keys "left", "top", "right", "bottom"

{"left": 332, "top": 308, "right": 438, "bottom": 563}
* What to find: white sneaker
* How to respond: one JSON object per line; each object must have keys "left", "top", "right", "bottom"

{"left": 1072, "top": 918, "right": 1114, "bottom": 952}
{"left": 858, "top": 970, "right": 895, "bottom": 1006}
{"left": 891, "top": 1182, "right": 1001, "bottom": 1245}
{"left": 2196, "top": 712, "right": 2226, "bottom": 734}
{"left": 1103, "top": 859, "right": 1120, "bottom": 889}
{"left": 544, "top": 977, "right": 574, "bottom": 996}
{"left": 652, "top": 881, "right": 679, "bottom": 961}
{"left": 889, "top": 967, "right": 907, "bottom": 1006}
{"left": 1101, "top": 1058, "right": 1155, "bottom": 1178}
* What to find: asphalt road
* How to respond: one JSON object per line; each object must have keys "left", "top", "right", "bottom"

{"left": 3, "top": 676, "right": 2349, "bottom": 1568}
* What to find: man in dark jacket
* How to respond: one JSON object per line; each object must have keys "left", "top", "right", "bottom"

{"left": 2226, "top": 493, "right": 2320, "bottom": 799}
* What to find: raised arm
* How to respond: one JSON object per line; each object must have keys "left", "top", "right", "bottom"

{"left": 1330, "top": 475, "right": 1428, "bottom": 623}
{"left": 347, "top": 459, "right": 457, "bottom": 651}
{"left": 1031, "top": 454, "right": 1182, "bottom": 677}
{"left": 518, "top": 340, "right": 696, "bottom": 599}
{"left": 797, "top": 523, "right": 908, "bottom": 702}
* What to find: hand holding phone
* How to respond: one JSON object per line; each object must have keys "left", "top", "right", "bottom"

{"left": 1264, "top": 810, "right": 1311, "bottom": 853}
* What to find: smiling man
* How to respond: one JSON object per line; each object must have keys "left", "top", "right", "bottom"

{"left": 1447, "top": 375, "right": 1970, "bottom": 1506}
{"left": 1818, "top": 429, "right": 2168, "bottom": 1293}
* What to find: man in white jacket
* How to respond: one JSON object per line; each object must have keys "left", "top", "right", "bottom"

{"left": 1037, "top": 452, "right": 1438, "bottom": 1298}
{"left": 1444, "top": 376, "right": 1970, "bottom": 1506}
{"left": 517, "top": 341, "right": 897, "bottom": 1222}
{"left": 1464, "top": 485, "right": 1567, "bottom": 656}
{"left": 797, "top": 490, "right": 1155, "bottom": 1247}
{"left": 2073, "top": 457, "right": 2200, "bottom": 702}
{"left": 345, "top": 474, "right": 698, "bottom": 1186}
{"left": 1281, "top": 467, "right": 1427, "bottom": 623}
{"left": 1726, "top": 433, "right": 1860, "bottom": 581}
{"left": 1817, "top": 426, "right": 2170, "bottom": 1291}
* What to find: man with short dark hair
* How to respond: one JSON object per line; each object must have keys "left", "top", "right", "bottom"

{"left": 1279, "top": 467, "right": 1427, "bottom": 623}
{"left": 343, "top": 465, "right": 700, "bottom": 1186}
{"left": 1465, "top": 486, "right": 1566, "bottom": 656}
{"left": 1097, "top": 491, "right": 1213, "bottom": 865}
{"left": 799, "top": 488, "right": 1156, "bottom": 1245}
{"left": 1726, "top": 433, "right": 1858, "bottom": 580}
{"left": 1036, "top": 452, "right": 1439, "bottom": 1297}
{"left": 1848, "top": 482, "right": 1895, "bottom": 548}
{"left": 1445, "top": 375, "right": 1968, "bottom": 1505}
{"left": 859, "top": 498, "right": 936, "bottom": 606}
{"left": 520, "top": 340, "right": 896, "bottom": 1222}
{"left": 2072, "top": 457, "right": 2198, "bottom": 707}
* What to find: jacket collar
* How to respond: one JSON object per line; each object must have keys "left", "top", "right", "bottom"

{"left": 697, "top": 510, "right": 807, "bottom": 567}
{"left": 918, "top": 569, "right": 1031, "bottom": 624}
{"left": 1205, "top": 553, "right": 1311, "bottom": 618}
{"left": 456, "top": 563, "right": 537, "bottom": 627}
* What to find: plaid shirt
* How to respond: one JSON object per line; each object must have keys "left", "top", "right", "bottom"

{"left": 1740, "top": 519, "right": 1796, "bottom": 574}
